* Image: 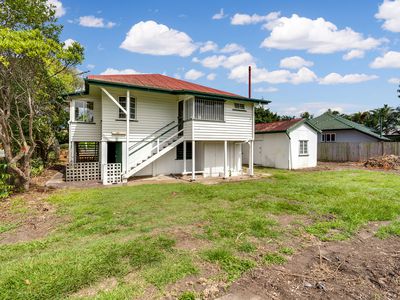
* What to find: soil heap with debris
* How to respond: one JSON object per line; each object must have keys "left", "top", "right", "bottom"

{"left": 364, "top": 155, "right": 400, "bottom": 170}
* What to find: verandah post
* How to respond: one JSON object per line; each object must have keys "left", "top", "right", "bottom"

{"left": 124, "top": 90, "right": 130, "bottom": 183}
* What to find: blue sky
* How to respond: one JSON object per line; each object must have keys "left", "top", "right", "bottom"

{"left": 54, "top": 0, "right": 400, "bottom": 116}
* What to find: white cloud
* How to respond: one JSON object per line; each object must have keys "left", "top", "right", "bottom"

{"left": 63, "top": 38, "right": 75, "bottom": 49}
{"left": 319, "top": 73, "right": 378, "bottom": 85}
{"left": 87, "top": 64, "right": 95, "bottom": 70}
{"left": 229, "top": 65, "right": 317, "bottom": 85}
{"left": 100, "top": 68, "right": 141, "bottom": 75}
{"left": 254, "top": 87, "right": 279, "bottom": 93}
{"left": 388, "top": 77, "right": 400, "bottom": 84}
{"left": 193, "top": 52, "right": 254, "bottom": 69}
{"left": 47, "top": 0, "right": 65, "bottom": 18}
{"left": 120, "top": 21, "right": 197, "bottom": 57}
{"left": 375, "top": 0, "right": 400, "bottom": 32}
{"left": 279, "top": 56, "right": 314, "bottom": 69}
{"left": 212, "top": 8, "right": 227, "bottom": 20}
{"left": 200, "top": 41, "right": 218, "bottom": 53}
{"left": 343, "top": 49, "right": 365, "bottom": 60}
{"left": 271, "top": 102, "right": 365, "bottom": 117}
{"left": 231, "top": 11, "right": 280, "bottom": 25}
{"left": 184, "top": 69, "right": 204, "bottom": 80}
{"left": 79, "top": 16, "right": 116, "bottom": 28}
{"left": 206, "top": 73, "right": 217, "bottom": 80}
{"left": 261, "top": 14, "right": 383, "bottom": 54}
{"left": 220, "top": 43, "right": 245, "bottom": 53}
{"left": 370, "top": 51, "right": 400, "bottom": 68}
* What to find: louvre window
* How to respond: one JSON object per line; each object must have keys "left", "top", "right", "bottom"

{"left": 194, "top": 98, "right": 224, "bottom": 121}
{"left": 234, "top": 103, "right": 246, "bottom": 111}
{"left": 75, "top": 101, "right": 94, "bottom": 123}
{"left": 118, "top": 97, "right": 136, "bottom": 119}
{"left": 299, "top": 140, "right": 309, "bottom": 156}
{"left": 75, "top": 142, "right": 99, "bottom": 162}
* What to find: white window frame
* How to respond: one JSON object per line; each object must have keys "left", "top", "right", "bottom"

{"left": 74, "top": 100, "right": 94, "bottom": 123}
{"left": 233, "top": 102, "right": 246, "bottom": 111}
{"left": 194, "top": 97, "right": 224, "bottom": 122}
{"left": 299, "top": 140, "right": 309, "bottom": 156}
{"left": 118, "top": 96, "right": 136, "bottom": 120}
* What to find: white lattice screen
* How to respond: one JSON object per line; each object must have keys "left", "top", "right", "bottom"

{"left": 103, "top": 163, "right": 122, "bottom": 185}
{"left": 66, "top": 162, "right": 101, "bottom": 182}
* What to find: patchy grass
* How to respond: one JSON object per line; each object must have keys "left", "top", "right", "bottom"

{"left": 376, "top": 221, "right": 400, "bottom": 239}
{"left": 0, "top": 168, "right": 399, "bottom": 298}
{"left": 0, "top": 223, "right": 17, "bottom": 234}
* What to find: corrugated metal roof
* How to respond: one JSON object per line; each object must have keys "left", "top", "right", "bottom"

{"left": 87, "top": 73, "right": 243, "bottom": 98}
{"left": 255, "top": 118, "right": 304, "bottom": 133}
{"left": 308, "top": 112, "right": 390, "bottom": 141}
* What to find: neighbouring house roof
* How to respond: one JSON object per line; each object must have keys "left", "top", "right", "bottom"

{"left": 308, "top": 112, "right": 390, "bottom": 141}
{"left": 73, "top": 73, "right": 269, "bottom": 103}
{"left": 255, "top": 118, "right": 320, "bottom": 134}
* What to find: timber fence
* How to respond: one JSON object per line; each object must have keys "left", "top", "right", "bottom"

{"left": 318, "top": 142, "right": 400, "bottom": 162}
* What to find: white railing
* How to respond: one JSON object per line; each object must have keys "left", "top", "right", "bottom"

{"left": 102, "top": 163, "right": 122, "bottom": 185}
{"left": 66, "top": 162, "right": 100, "bottom": 182}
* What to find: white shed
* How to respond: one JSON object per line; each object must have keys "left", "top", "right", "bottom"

{"left": 243, "top": 118, "right": 319, "bottom": 169}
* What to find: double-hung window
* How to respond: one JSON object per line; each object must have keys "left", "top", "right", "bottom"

{"left": 299, "top": 140, "right": 309, "bottom": 156}
{"left": 194, "top": 97, "right": 224, "bottom": 121}
{"left": 118, "top": 96, "right": 136, "bottom": 120}
{"left": 74, "top": 101, "right": 94, "bottom": 123}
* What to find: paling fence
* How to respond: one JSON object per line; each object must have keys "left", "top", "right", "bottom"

{"left": 318, "top": 142, "right": 400, "bottom": 162}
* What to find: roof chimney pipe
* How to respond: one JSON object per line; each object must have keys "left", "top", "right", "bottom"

{"left": 248, "top": 66, "right": 252, "bottom": 99}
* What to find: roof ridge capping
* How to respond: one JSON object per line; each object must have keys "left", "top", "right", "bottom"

{"left": 85, "top": 73, "right": 270, "bottom": 104}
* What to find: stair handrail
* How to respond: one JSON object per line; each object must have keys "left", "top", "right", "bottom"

{"left": 129, "top": 121, "right": 183, "bottom": 157}
{"left": 128, "top": 120, "right": 176, "bottom": 152}
{"left": 151, "top": 129, "right": 184, "bottom": 155}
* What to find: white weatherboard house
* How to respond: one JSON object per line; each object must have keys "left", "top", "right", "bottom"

{"left": 243, "top": 118, "right": 320, "bottom": 169}
{"left": 66, "top": 74, "right": 268, "bottom": 184}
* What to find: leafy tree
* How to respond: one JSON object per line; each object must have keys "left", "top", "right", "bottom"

{"left": 369, "top": 104, "right": 399, "bottom": 135}
{"left": 254, "top": 105, "right": 281, "bottom": 123}
{"left": 0, "top": 0, "right": 84, "bottom": 190}
{"left": 300, "top": 111, "right": 313, "bottom": 119}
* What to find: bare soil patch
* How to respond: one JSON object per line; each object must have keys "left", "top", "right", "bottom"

{"left": 221, "top": 225, "right": 400, "bottom": 300}
{"left": 0, "top": 191, "right": 65, "bottom": 244}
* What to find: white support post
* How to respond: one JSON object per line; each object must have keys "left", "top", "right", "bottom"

{"left": 223, "top": 140, "right": 228, "bottom": 179}
{"left": 101, "top": 88, "right": 127, "bottom": 114}
{"left": 183, "top": 140, "right": 187, "bottom": 173}
{"left": 157, "top": 138, "right": 160, "bottom": 153}
{"left": 191, "top": 140, "right": 196, "bottom": 181}
{"left": 124, "top": 90, "right": 130, "bottom": 184}
{"left": 248, "top": 140, "right": 254, "bottom": 176}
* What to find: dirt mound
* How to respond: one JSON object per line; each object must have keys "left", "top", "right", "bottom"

{"left": 364, "top": 155, "right": 400, "bottom": 170}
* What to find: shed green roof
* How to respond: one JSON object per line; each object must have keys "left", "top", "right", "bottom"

{"left": 308, "top": 112, "right": 390, "bottom": 141}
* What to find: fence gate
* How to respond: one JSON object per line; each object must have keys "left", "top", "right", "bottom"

{"left": 66, "top": 162, "right": 101, "bottom": 182}
{"left": 102, "top": 163, "right": 122, "bottom": 185}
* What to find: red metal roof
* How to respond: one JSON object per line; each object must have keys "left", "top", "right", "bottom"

{"left": 87, "top": 73, "right": 244, "bottom": 98}
{"left": 255, "top": 118, "right": 304, "bottom": 133}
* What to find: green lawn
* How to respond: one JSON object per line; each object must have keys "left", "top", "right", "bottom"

{"left": 1, "top": 168, "right": 400, "bottom": 299}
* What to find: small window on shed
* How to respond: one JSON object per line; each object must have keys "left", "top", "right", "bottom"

{"left": 299, "top": 140, "right": 309, "bottom": 156}
{"left": 233, "top": 103, "right": 246, "bottom": 111}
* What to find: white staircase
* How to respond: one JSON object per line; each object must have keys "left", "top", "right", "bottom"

{"left": 124, "top": 122, "right": 184, "bottom": 179}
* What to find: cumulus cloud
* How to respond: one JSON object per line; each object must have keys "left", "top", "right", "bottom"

{"left": 193, "top": 52, "right": 254, "bottom": 69}
{"left": 388, "top": 77, "right": 400, "bottom": 84}
{"left": 229, "top": 65, "right": 317, "bottom": 85}
{"left": 79, "top": 16, "right": 116, "bottom": 28}
{"left": 47, "top": 0, "right": 65, "bottom": 18}
{"left": 100, "top": 68, "right": 141, "bottom": 75}
{"left": 63, "top": 38, "right": 75, "bottom": 49}
{"left": 375, "top": 0, "right": 400, "bottom": 32}
{"left": 220, "top": 43, "right": 245, "bottom": 53}
{"left": 212, "top": 8, "right": 227, "bottom": 20}
{"left": 370, "top": 51, "right": 400, "bottom": 68}
{"left": 254, "top": 87, "right": 279, "bottom": 93}
{"left": 200, "top": 41, "right": 218, "bottom": 53}
{"left": 184, "top": 69, "right": 204, "bottom": 80}
{"left": 319, "top": 73, "right": 378, "bottom": 85}
{"left": 231, "top": 11, "right": 280, "bottom": 25}
{"left": 206, "top": 73, "right": 217, "bottom": 80}
{"left": 261, "top": 14, "right": 383, "bottom": 54}
{"left": 279, "top": 56, "right": 314, "bottom": 69}
{"left": 120, "top": 21, "right": 197, "bottom": 57}
{"left": 343, "top": 49, "right": 365, "bottom": 60}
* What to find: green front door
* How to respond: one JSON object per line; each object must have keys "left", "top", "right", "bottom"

{"left": 115, "top": 142, "right": 122, "bottom": 164}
